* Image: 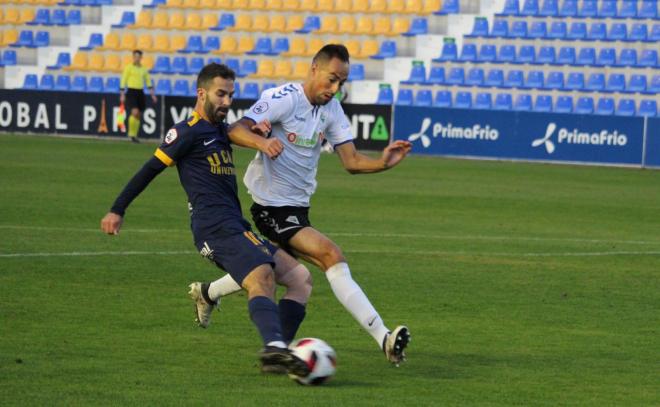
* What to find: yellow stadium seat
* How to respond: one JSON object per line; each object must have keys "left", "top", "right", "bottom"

{"left": 253, "top": 60, "right": 274, "bottom": 78}
{"left": 373, "top": 17, "right": 391, "bottom": 36}
{"left": 19, "top": 8, "right": 35, "bottom": 24}
{"left": 344, "top": 40, "right": 360, "bottom": 57}
{"left": 335, "top": 0, "right": 351, "bottom": 12}
{"left": 229, "top": 14, "right": 251, "bottom": 31}
{"left": 337, "top": 16, "right": 356, "bottom": 34}
{"left": 305, "top": 38, "right": 324, "bottom": 56}
{"left": 248, "top": 0, "right": 266, "bottom": 9}
{"left": 232, "top": 0, "right": 248, "bottom": 8}
{"left": 273, "top": 60, "right": 292, "bottom": 78}
{"left": 198, "top": 0, "right": 216, "bottom": 8}
{"left": 137, "top": 34, "right": 153, "bottom": 51}
{"left": 99, "top": 32, "right": 120, "bottom": 51}
{"left": 387, "top": 0, "right": 405, "bottom": 13}
{"left": 355, "top": 16, "right": 373, "bottom": 35}
{"left": 183, "top": 0, "right": 200, "bottom": 7}
{"left": 184, "top": 13, "right": 202, "bottom": 30}
{"left": 252, "top": 15, "right": 269, "bottom": 32}
{"left": 268, "top": 15, "right": 286, "bottom": 33}
{"left": 4, "top": 8, "right": 19, "bottom": 25}
{"left": 353, "top": 0, "right": 369, "bottom": 12}
{"left": 0, "top": 9, "right": 4, "bottom": 24}
{"left": 404, "top": 0, "right": 422, "bottom": 13}
{"left": 165, "top": 0, "right": 183, "bottom": 7}
{"left": 368, "top": 0, "right": 386, "bottom": 13}
{"left": 357, "top": 39, "right": 379, "bottom": 58}
{"left": 103, "top": 54, "right": 122, "bottom": 73}
{"left": 281, "top": 37, "right": 305, "bottom": 57}
{"left": 64, "top": 53, "right": 88, "bottom": 71}
{"left": 281, "top": 0, "right": 298, "bottom": 10}
{"left": 2, "top": 29, "right": 18, "bottom": 46}
{"left": 213, "top": 35, "right": 237, "bottom": 54}
{"left": 423, "top": 0, "right": 441, "bottom": 13}
{"left": 289, "top": 61, "right": 308, "bottom": 80}
{"left": 87, "top": 53, "right": 105, "bottom": 71}
{"left": 318, "top": 15, "right": 338, "bottom": 34}
{"left": 119, "top": 33, "right": 137, "bottom": 51}
{"left": 202, "top": 14, "right": 218, "bottom": 29}
{"left": 152, "top": 34, "right": 170, "bottom": 52}
{"left": 169, "top": 35, "right": 187, "bottom": 52}
{"left": 133, "top": 11, "right": 152, "bottom": 28}
{"left": 142, "top": 55, "right": 154, "bottom": 70}
{"left": 168, "top": 12, "right": 185, "bottom": 29}
{"left": 391, "top": 17, "right": 409, "bottom": 35}
{"left": 151, "top": 12, "right": 169, "bottom": 29}
{"left": 121, "top": 54, "right": 133, "bottom": 69}
{"left": 265, "top": 0, "right": 282, "bottom": 9}
{"left": 300, "top": 0, "right": 317, "bottom": 12}
{"left": 284, "top": 15, "right": 304, "bottom": 32}
{"left": 216, "top": 0, "right": 232, "bottom": 8}
{"left": 236, "top": 36, "right": 254, "bottom": 54}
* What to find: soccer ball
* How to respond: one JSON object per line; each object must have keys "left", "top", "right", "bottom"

{"left": 288, "top": 338, "right": 337, "bottom": 385}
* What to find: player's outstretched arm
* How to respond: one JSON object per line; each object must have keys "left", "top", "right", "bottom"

{"left": 335, "top": 140, "right": 412, "bottom": 174}
{"left": 228, "top": 118, "right": 283, "bottom": 159}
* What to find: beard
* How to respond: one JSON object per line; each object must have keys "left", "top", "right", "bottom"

{"left": 204, "top": 99, "right": 228, "bottom": 125}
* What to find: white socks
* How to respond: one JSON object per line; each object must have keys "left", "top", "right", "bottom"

{"left": 325, "top": 262, "right": 389, "bottom": 346}
{"left": 208, "top": 274, "right": 242, "bottom": 302}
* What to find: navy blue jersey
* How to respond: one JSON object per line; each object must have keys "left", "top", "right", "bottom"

{"left": 155, "top": 111, "right": 251, "bottom": 240}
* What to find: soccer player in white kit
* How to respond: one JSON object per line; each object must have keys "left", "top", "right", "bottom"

{"left": 196, "top": 45, "right": 412, "bottom": 365}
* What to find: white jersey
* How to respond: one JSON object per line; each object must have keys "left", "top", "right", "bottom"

{"left": 243, "top": 83, "right": 354, "bottom": 207}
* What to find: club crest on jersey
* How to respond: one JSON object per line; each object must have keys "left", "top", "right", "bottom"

{"left": 252, "top": 101, "right": 269, "bottom": 114}
{"left": 287, "top": 133, "right": 297, "bottom": 143}
{"left": 165, "top": 128, "right": 178, "bottom": 144}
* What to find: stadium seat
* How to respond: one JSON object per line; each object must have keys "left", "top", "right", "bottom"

{"left": 371, "top": 41, "right": 396, "bottom": 59}
{"left": 433, "top": 90, "right": 452, "bottom": 107}
{"left": 557, "top": 47, "right": 575, "bottom": 65}
{"left": 458, "top": 44, "right": 477, "bottom": 62}
{"left": 33, "top": 31, "right": 50, "bottom": 48}
{"left": 225, "top": 58, "right": 240, "bottom": 73}
{"left": 368, "top": 0, "right": 387, "bottom": 13}
{"left": 616, "top": 99, "right": 636, "bottom": 116}
{"left": 414, "top": 89, "right": 433, "bottom": 106}
{"left": 87, "top": 53, "right": 104, "bottom": 71}
{"left": 565, "top": 72, "right": 584, "bottom": 90}
{"left": 498, "top": 45, "right": 516, "bottom": 63}
{"left": 54, "top": 75, "right": 71, "bottom": 91}
{"left": 649, "top": 75, "right": 660, "bottom": 94}
{"left": 39, "top": 74, "right": 54, "bottom": 90}
{"left": 199, "top": 36, "right": 218, "bottom": 53}
{"left": 521, "top": 0, "right": 539, "bottom": 16}
{"left": 434, "top": 42, "right": 457, "bottom": 62}
{"left": 64, "top": 52, "right": 88, "bottom": 71}
{"left": 598, "top": 0, "right": 617, "bottom": 18}
{"left": 466, "top": 68, "right": 484, "bottom": 86}
{"left": 639, "top": 50, "right": 658, "bottom": 68}
{"left": 281, "top": 38, "right": 305, "bottom": 57}
{"left": 567, "top": 22, "right": 587, "bottom": 40}
{"left": 404, "top": 18, "right": 428, "bottom": 36}
{"left": 252, "top": 59, "right": 274, "bottom": 78}
{"left": 497, "top": 0, "right": 519, "bottom": 16}
{"left": 289, "top": 61, "right": 308, "bottom": 79}
{"left": 540, "top": 0, "right": 558, "bottom": 16}
{"left": 98, "top": 33, "right": 119, "bottom": 51}
{"left": 638, "top": 1, "right": 658, "bottom": 19}
{"left": 514, "top": 94, "right": 532, "bottom": 110}
{"left": 650, "top": 25, "right": 660, "bottom": 42}
{"left": 596, "top": 48, "right": 616, "bottom": 67}
{"left": 235, "top": 37, "right": 255, "bottom": 55}
{"left": 587, "top": 23, "right": 607, "bottom": 41}
{"left": 517, "top": 45, "right": 536, "bottom": 64}
{"left": 626, "top": 75, "right": 647, "bottom": 93}
{"left": 28, "top": 9, "right": 50, "bottom": 26}
{"left": 425, "top": 67, "right": 445, "bottom": 85}
{"left": 2, "top": 50, "right": 18, "bottom": 66}
{"left": 628, "top": 24, "right": 647, "bottom": 42}
{"left": 524, "top": 70, "right": 544, "bottom": 89}
{"left": 485, "top": 69, "right": 503, "bottom": 87}
{"left": 490, "top": 20, "right": 508, "bottom": 37}
{"left": 504, "top": 70, "right": 524, "bottom": 88}
{"left": 454, "top": 92, "right": 472, "bottom": 108}
{"left": 396, "top": 89, "right": 413, "bottom": 105}
{"left": 113, "top": 11, "right": 135, "bottom": 28}
{"left": 240, "top": 59, "right": 257, "bottom": 76}
{"left": 607, "top": 24, "right": 627, "bottom": 42}
{"left": 207, "top": 57, "right": 222, "bottom": 65}
{"left": 577, "top": 48, "right": 596, "bottom": 66}
{"left": 187, "top": 57, "right": 205, "bottom": 75}
{"left": 170, "top": 80, "right": 187, "bottom": 96}
{"left": 12, "top": 30, "right": 34, "bottom": 48}
{"left": 297, "top": 16, "right": 321, "bottom": 33}
{"left": 267, "top": 14, "right": 286, "bottom": 32}
{"left": 273, "top": 60, "right": 292, "bottom": 78}
{"left": 466, "top": 18, "right": 488, "bottom": 38}
{"left": 639, "top": 100, "right": 658, "bottom": 117}
{"left": 155, "top": 79, "right": 172, "bottom": 95}
{"left": 119, "top": 33, "right": 137, "bottom": 51}
{"left": 180, "top": 35, "right": 203, "bottom": 53}
{"left": 578, "top": 0, "right": 598, "bottom": 17}
{"left": 376, "top": 86, "right": 394, "bottom": 104}
{"left": 618, "top": 0, "right": 637, "bottom": 18}
{"left": 356, "top": 40, "right": 379, "bottom": 59}
{"left": 80, "top": 33, "right": 103, "bottom": 51}
{"left": 403, "top": 64, "right": 426, "bottom": 84}
{"left": 547, "top": 21, "right": 566, "bottom": 39}
{"left": 434, "top": 0, "right": 459, "bottom": 14}
{"left": 536, "top": 46, "right": 556, "bottom": 65}
{"left": 209, "top": 13, "right": 234, "bottom": 31}
{"left": 151, "top": 56, "right": 171, "bottom": 74}
{"left": 595, "top": 97, "right": 615, "bottom": 115}
{"left": 575, "top": 97, "right": 594, "bottom": 114}
{"left": 446, "top": 67, "right": 465, "bottom": 85}
{"left": 272, "top": 38, "right": 289, "bottom": 55}
{"left": 534, "top": 95, "right": 553, "bottom": 112}
{"left": 136, "top": 34, "right": 153, "bottom": 52}
{"left": 474, "top": 93, "right": 492, "bottom": 109}
{"left": 585, "top": 73, "right": 605, "bottom": 92}
{"left": 478, "top": 44, "right": 497, "bottom": 62}
{"left": 66, "top": 10, "right": 81, "bottom": 25}
{"left": 71, "top": 76, "right": 87, "bottom": 92}
{"left": 545, "top": 72, "right": 564, "bottom": 89}
{"left": 617, "top": 49, "right": 637, "bottom": 67}
{"left": 246, "top": 37, "right": 273, "bottom": 55}
{"left": 348, "top": 63, "right": 365, "bottom": 81}
{"left": 554, "top": 96, "right": 573, "bottom": 113}
{"left": 88, "top": 76, "right": 103, "bottom": 92}
{"left": 355, "top": 16, "right": 374, "bottom": 35}
{"left": 529, "top": 21, "right": 547, "bottom": 39}
{"left": 494, "top": 93, "right": 512, "bottom": 110}
{"left": 105, "top": 77, "right": 120, "bottom": 93}
{"left": 606, "top": 74, "right": 626, "bottom": 92}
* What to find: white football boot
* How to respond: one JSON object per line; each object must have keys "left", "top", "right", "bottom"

{"left": 188, "top": 282, "right": 218, "bottom": 328}
{"left": 383, "top": 325, "right": 411, "bottom": 366}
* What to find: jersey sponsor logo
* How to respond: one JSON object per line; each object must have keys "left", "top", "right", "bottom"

{"left": 252, "top": 101, "right": 269, "bottom": 114}
{"left": 206, "top": 151, "right": 236, "bottom": 175}
{"left": 271, "top": 84, "right": 297, "bottom": 100}
{"left": 287, "top": 131, "right": 323, "bottom": 148}
{"left": 203, "top": 138, "right": 216, "bottom": 146}
{"left": 287, "top": 133, "right": 297, "bottom": 143}
{"left": 285, "top": 215, "right": 300, "bottom": 225}
{"left": 294, "top": 115, "right": 306, "bottom": 122}
{"left": 165, "top": 128, "right": 178, "bottom": 144}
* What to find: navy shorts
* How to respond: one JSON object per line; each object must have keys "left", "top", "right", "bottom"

{"left": 195, "top": 231, "right": 278, "bottom": 285}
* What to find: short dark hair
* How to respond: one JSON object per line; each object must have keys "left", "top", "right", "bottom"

{"left": 132, "top": 50, "right": 143, "bottom": 56}
{"left": 196, "top": 63, "right": 236, "bottom": 89}
{"left": 313, "top": 44, "right": 350, "bottom": 65}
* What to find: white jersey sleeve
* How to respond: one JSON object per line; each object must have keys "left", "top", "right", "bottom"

{"left": 243, "top": 84, "right": 297, "bottom": 125}
{"left": 324, "top": 99, "right": 354, "bottom": 147}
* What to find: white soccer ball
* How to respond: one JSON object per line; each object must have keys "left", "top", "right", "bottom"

{"left": 288, "top": 338, "right": 337, "bottom": 385}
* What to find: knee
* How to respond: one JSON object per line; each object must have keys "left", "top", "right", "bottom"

{"left": 280, "top": 264, "right": 312, "bottom": 304}
{"left": 320, "top": 243, "right": 345, "bottom": 270}
{"left": 244, "top": 267, "right": 276, "bottom": 296}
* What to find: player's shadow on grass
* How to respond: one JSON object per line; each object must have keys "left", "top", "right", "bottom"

{"left": 398, "top": 350, "right": 504, "bottom": 379}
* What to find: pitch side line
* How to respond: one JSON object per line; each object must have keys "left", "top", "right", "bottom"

{"left": 1, "top": 225, "right": 660, "bottom": 246}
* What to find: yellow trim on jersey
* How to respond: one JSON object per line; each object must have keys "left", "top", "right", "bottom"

{"left": 154, "top": 148, "right": 174, "bottom": 166}
{"left": 187, "top": 111, "right": 201, "bottom": 127}
{"left": 244, "top": 231, "right": 262, "bottom": 246}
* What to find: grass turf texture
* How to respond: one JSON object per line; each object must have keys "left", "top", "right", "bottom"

{"left": 0, "top": 134, "right": 658, "bottom": 406}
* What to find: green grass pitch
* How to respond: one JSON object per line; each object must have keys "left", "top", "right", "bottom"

{"left": 0, "top": 134, "right": 658, "bottom": 406}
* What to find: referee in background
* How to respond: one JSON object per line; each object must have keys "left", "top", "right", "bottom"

{"left": 120, "top": 50, "right": 157, "bottom": 143}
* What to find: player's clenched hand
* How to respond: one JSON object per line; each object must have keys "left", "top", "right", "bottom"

{"left": 258, "top": 137, "right": 284, "bottom": 159}
{"left": 101, "top": 212, "right": 124, "bottom": 235}
{"left": 251, "top": 120, "right": 272, "bottom": 137}
{"left": 381, "top": 140, "right": 412, "bottom": 169}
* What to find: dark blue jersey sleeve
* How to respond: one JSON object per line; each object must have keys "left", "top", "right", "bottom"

{"left": 110, "top": 156, "right": 167, "bottom": 216}
{"left": 154, "top": 122, "right": 195, "bottom": 166}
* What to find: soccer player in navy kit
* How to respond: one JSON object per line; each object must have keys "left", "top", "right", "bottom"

{"left": 100, "top": 63, "right": 311, "bottom": 376}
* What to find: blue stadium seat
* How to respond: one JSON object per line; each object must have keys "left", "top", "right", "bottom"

{"left": 509, "top": 21, "right": 528, "bottom": 38}
{"left": 180, "top": 35, "right": 203, "bottom": 54}
{"left": 525, "top": 70, "right": 544, "bottom": 89}
{"left": 494, "top": 93, "right": 512, "bottom": 110}
{"left": 533, "top": 95, "right": 553, "bottom": 112}
{"left": 575, "top": 97, "right": 594, "bottom": 114}
{"left": 587, "top": 23, "right": 607, "bottom": 41}
{"left": 616, "top": 99, "right": 636, "bottom": 116}
{"left": 272, "top": 38, "right": 289, "bottom": 55}
{"left": 88, "top": 76, "right": 103, "bottom": 92}
{"left": 2, "top": 50, "right": 18, "bottom": 66}
{"left": 639, "top": 100, "right": 658, "bottom": 117}
{"left": 34, "top": 31, "right": 50, "bottom": 47}
{"left": 171, "top": 57, "right": 188, "bottom": 74}
{"left": 559, "top": 0, "right": 577, "bottom": 16}
{"left": 151, "top": 56, "right": 171, "bottom": 74}
{"left": 51, "top": 9, "right": 66, "bottom": 26}
{"left": 514, "top": 94, "right": 532, "bottom": 111}
{"left": 567, "top": 22, "right": 587, "bottom": 40}
{"left": 598, "top": 0, "right": 617, "bottom": 18}
{"left": 187, "top": 57, "right": 204, "bottom": 75}
{"left": 539, "top": 0, "right": 558, "bottom": 16}
{"left": 474, "top": 93, "right": 492, "bottom": 109}
{"left": 12, "top": 31, "right": 34, "bottom": 48}
{"left": 376, "top": 87, "right": 393, "bottom": 104}
{"left": 617, "top": 1, "right": 637, "bottom": 18}
{"left": 649, "top": 75, "right": 660, "bottom": 94}
{"left": 459, "top": 44, "right": 477, "bottom": 62}
{"left": 466, "top": 68, "right": 484, "bottom": 86}
{"left": 202, "top": 36, "right": 220, "bottom": 53}
{"left": 529, "top": 21, "right": 547, "bottom": 39}
{"left": 554, "top": 96, "right": 573, "bottom": 113}
{"left": 236, "top": 59, "right": 255, "bottom": 77}
{"left": 155, "top": 79, "right": 172, "bottom": 95}
{"left": 485, "top": 69, "right": 504, "bottom": 87}
{"left": 627, "top": 24, "right": 647, "bottom": 42}
{"left": 617, "top": 49, "right": 637, "bottom": 67}
{"left": 207, "top": 57, "right": 221, "bottom": 65}
{"left": 144, "top": 0, "right": 165, "bottom": 8}
{"left": 210, "top": 13, "right": 235, "bottom": 31}
{"left": 454, "top": 91, "right": 472, "bottom": 108}
{"left": 296, "top": 16, "right": 320, "bottom": 33}
{"left": 586, "top": 73, "right": 605, "bottom": 91}
{"left": 189, "top": 80, "right": 198, "bottom": 97}
{"left": 466, "top": 18, "right": 489, "bottom": 37}
{"left": 434, "top": 0, "right": 459, "bottom": 14}
{"left": 425, "top": 67, "right": 445, "bottom": 85}
{"left": 517, "top": 45, "right": 536, "bottom": 64}
{"left": 80, "top": 33, "right": 103, "bottom": 51}
{"left": 639, "top": 50, "right": 658, "bottom": 68}
{"left": 650, "top": 24, "right": 660, "bottom": 42}
{"left": 596, "top": 48, "right": 616, "bottom": 66}
{"left": 71, "top": 76, "right": 87, "bottom": 92}
{"left": 414, "top": 89, "right": 433, "bottom": 106}
{"left": 607, "top": 23, "right": 627, "bottom": 42}
{"left": 557, "top": 47, "right": 575, "bottom": 65}
{"left": 536, "top": 46, "right": 555, "bottom": 64}
{"left": 579, "top": 0, "right": 598, "bottom": 17}
{"left": 172, "top": 79, "right": 189, "bottom": 96}
{"left": 626, "top": 75, "right": 647, "bottom": 93}
{"left": 446, "top": 67, "right": 465, "bottom": 85}
{"left": 348, "top": 63, "right": 365, "bottom": 81}
{"left": 112, "top": 11, "right": 135, "bottom": 28}
{"left": 235, "top": 82, "right": 246, "bottom": 99}
{"left": 224, "top": 58, "right": 240, "bottom": 73}
{"left": 504, "top": 70, "right": 524, "bottom": 88}
{"left": 490, "top": 20, "right": 509, "bottom": 37}
{"left": 404, "top": 18, "right": 428, "bottom": 36}
{"left": 638, "top": 1, "right": 658, "bottom": 19}
{"left": 247, "top": 37, "right": 273, "bottom": 55}
{"left": 478, "top": 44, "right": 497, "bottom": 62}
{"left": 403, "top": 64, "right": 426, "bottom": 84}
{"left": 39, "top": 74, "right": 54, "bottom": 90}
{"left": 547, "top": 21, "right": 566, "bottom": 39}
{"left": 595, "top": 98, "right": 615, "bottom": 115}
{"left": 66, "top": 10, "right": 81, "bottom": 25}
{"left": 565, "top": 72, "right": 584, "bottom": 90}
{"left": 105, "top": 77, "right": 120, "bottom": 93}
{"left": 497, "top": 0, "right": 519, "bottom": 16}
{"left": 433, "top": 42, "right": 457, "bottom": 62}
{"left": 433, "top": 90, "right": 452, "bottom": 107}
{"left": 371, "top": 41, "right": 397, "bottom": 59}
{"left": 396, "top": 89, "right": 413, "bottom": 105}
{"left": 521, "top": 0, "right": 539, "bottom": 16}
{"left": 29, "top": 9, "right": 50, "bottom": 26}
{"left": 577, "top": 47, "right": 595, "bottom": 66}
{"left": 606, "top": 74, "right": 626, "bottom": 92}
{"left": 54, "top": 75, "right": 71, "bottom": 91}
{"left": 498, "top": 45, "right": 516, "bottom": 63}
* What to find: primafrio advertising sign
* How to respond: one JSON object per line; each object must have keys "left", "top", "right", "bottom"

{"left": 394, "top": 105, "right": 645, "bottom": 166}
